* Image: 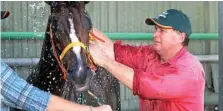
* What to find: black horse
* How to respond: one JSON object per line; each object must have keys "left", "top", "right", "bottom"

{"left": 26, "top": 1, "right": 120, "bottom": 111}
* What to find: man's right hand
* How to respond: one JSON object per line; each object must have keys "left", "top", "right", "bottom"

{"left": 91, "top": 27, "right": 114, "bottom": 59}
{"left": 90, "top": 27, "right": 115, "bottom": 67}
{"left": 93, "top": 105, "right": 112, "bottom": 111}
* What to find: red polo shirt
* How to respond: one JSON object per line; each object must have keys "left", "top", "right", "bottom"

{"left": 114, "top": 41, "right": 205, "bottom": 111}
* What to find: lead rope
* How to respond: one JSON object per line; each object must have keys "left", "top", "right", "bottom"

{"left": 87, "top": 90, "right": 103, "bottom": 105}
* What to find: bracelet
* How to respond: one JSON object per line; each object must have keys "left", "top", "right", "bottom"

{"left": 90, "top": 106, "right": 92, "bottom": 111}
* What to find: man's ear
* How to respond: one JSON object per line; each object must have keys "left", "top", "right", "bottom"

{"left": 174, "top": 31, "right": 186, "bottom": 43}
{"left": 179, "top": 32, "right": 186, "bottom": 43}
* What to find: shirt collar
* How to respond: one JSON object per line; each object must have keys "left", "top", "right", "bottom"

{"left": 167, "top": 46, "right": 188, "bottom": 64}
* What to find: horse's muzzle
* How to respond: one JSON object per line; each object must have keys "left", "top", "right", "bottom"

{"left": 67, "top": 65, "right": 93, "bottom": 92}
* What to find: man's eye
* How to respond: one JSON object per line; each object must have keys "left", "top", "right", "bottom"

{"left": 154, "top": 27, "right": 158, "bottom": 31}
{"left": 161, "top": 29, "right": 166, "bottom": 32}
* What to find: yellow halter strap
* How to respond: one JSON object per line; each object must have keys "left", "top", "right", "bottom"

{"left": 59, "top": 42, "right": 87, "bottom": 60}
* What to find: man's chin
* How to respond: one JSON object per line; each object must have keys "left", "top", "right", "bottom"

{"left": 154, "top": 47, "right": 162, "bottom": 54}
{"left": 153, "top": 45, "right": 160, "bottom": 50}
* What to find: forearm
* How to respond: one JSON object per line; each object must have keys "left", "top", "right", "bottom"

{"left": 1, "top": 63, "right": 49, "bottom": 111}
{"left": 1, "top": 97, "right": 23, "bottom": 110}
{"left": 47, "top": 95, "right": 91, "bottom": 111}
{"left": 104, "top": 59, "right": 134, "bottom": 90}
{"left": 1, "top": 76, "right": 50, "bottom": 111}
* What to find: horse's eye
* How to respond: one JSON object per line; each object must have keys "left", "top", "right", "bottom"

{"left": 56, "top": 43, "right": 62, "bottom": 50}
{"left": 83, "top": 10, "right": 92, "bottom": 30}
{"left": 84, "top": 10, "right": 91, "bottom": 19}
{"left": 68, "top": 68, "right": 73, "bottom": 73}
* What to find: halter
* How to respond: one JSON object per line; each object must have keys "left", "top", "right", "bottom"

{"left": 60, "top": 42, "right": 87, "bottom": 60}
{"left": 49, "top": 24, "right": 99, "bottom": 80}
{"left": 49, "top": 24, "right": 67, "bottom": 79}
{"left": 49, "top": 22, "right": 104, "bottom": 106}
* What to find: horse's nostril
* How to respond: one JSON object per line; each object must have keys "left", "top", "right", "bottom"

{"left": 66, "top": 63, "right": 94, "bottom": 86}
{"left": 68, "top": 68, "right": 73, "bottom": 73}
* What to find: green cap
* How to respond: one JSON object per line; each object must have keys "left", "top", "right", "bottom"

{"left": 145, "top": 9, "right": 192, "bottom": 36}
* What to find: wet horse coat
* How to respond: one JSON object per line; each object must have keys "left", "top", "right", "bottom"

{"left": 26, "top": 1, "right": 120, "bottom": 111}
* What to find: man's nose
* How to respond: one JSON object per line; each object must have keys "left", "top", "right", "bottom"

{"left": 153, "top": 31, "right": 159, "bottom": 39}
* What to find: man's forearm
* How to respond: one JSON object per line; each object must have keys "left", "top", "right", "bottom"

{"left": 104, "top": 60, "right": 134, "bottom": 90}
{"left": 1, "top": 63, "right": 50, "bottom": 111}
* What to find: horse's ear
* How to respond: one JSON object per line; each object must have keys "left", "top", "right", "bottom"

{"left": 45, "top": 1, "right": 52, "bottom": 6}
{"left": 45, "top": 1, "right": 60, "bottom": 7}
{"left": 84, "top": 1, "right": 90, "bottom": 5}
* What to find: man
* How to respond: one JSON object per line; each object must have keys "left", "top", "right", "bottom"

{"left": 1, "top": 11, "right": 112, "bottom": 111}
{"left": 89, "top": 9, "right": 205, "bottom": 111}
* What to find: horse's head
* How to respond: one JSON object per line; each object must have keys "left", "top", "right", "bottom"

{"left": 46, "top": 1, "right": 94, "bottom": 92}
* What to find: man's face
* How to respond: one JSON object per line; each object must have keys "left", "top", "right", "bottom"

{"left": 153, "top": 26, "right": 184, "bottom": 54}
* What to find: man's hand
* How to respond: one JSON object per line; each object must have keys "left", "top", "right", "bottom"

{"left": 89, "top": 27, "right": 115, "bottom": 67}
{"left": 93, "top": 105, "right": 113, "bottom": 111}
{"left": 89, "top": 40, "right": 113, "bottom": 67}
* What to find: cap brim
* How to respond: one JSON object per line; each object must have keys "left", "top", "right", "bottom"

{"left": 145, "top": 18, "right": 172, "bottom": 29}
{"left": 1, "top": 11, "right": 10, "bottom": 19}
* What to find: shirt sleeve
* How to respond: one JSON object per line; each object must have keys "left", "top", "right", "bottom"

{"left": 133, "top": 65, "right": 205, "bottom": 100}
{"left": 1, "top": 63, "right": 51, "bottom": 111}
{"left": 114, "top": 40, "right": 154, "bottom": 69}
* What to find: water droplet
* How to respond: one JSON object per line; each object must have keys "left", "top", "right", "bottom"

{"left": 215, "top": 107, "right": 218, "bottom": 111}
